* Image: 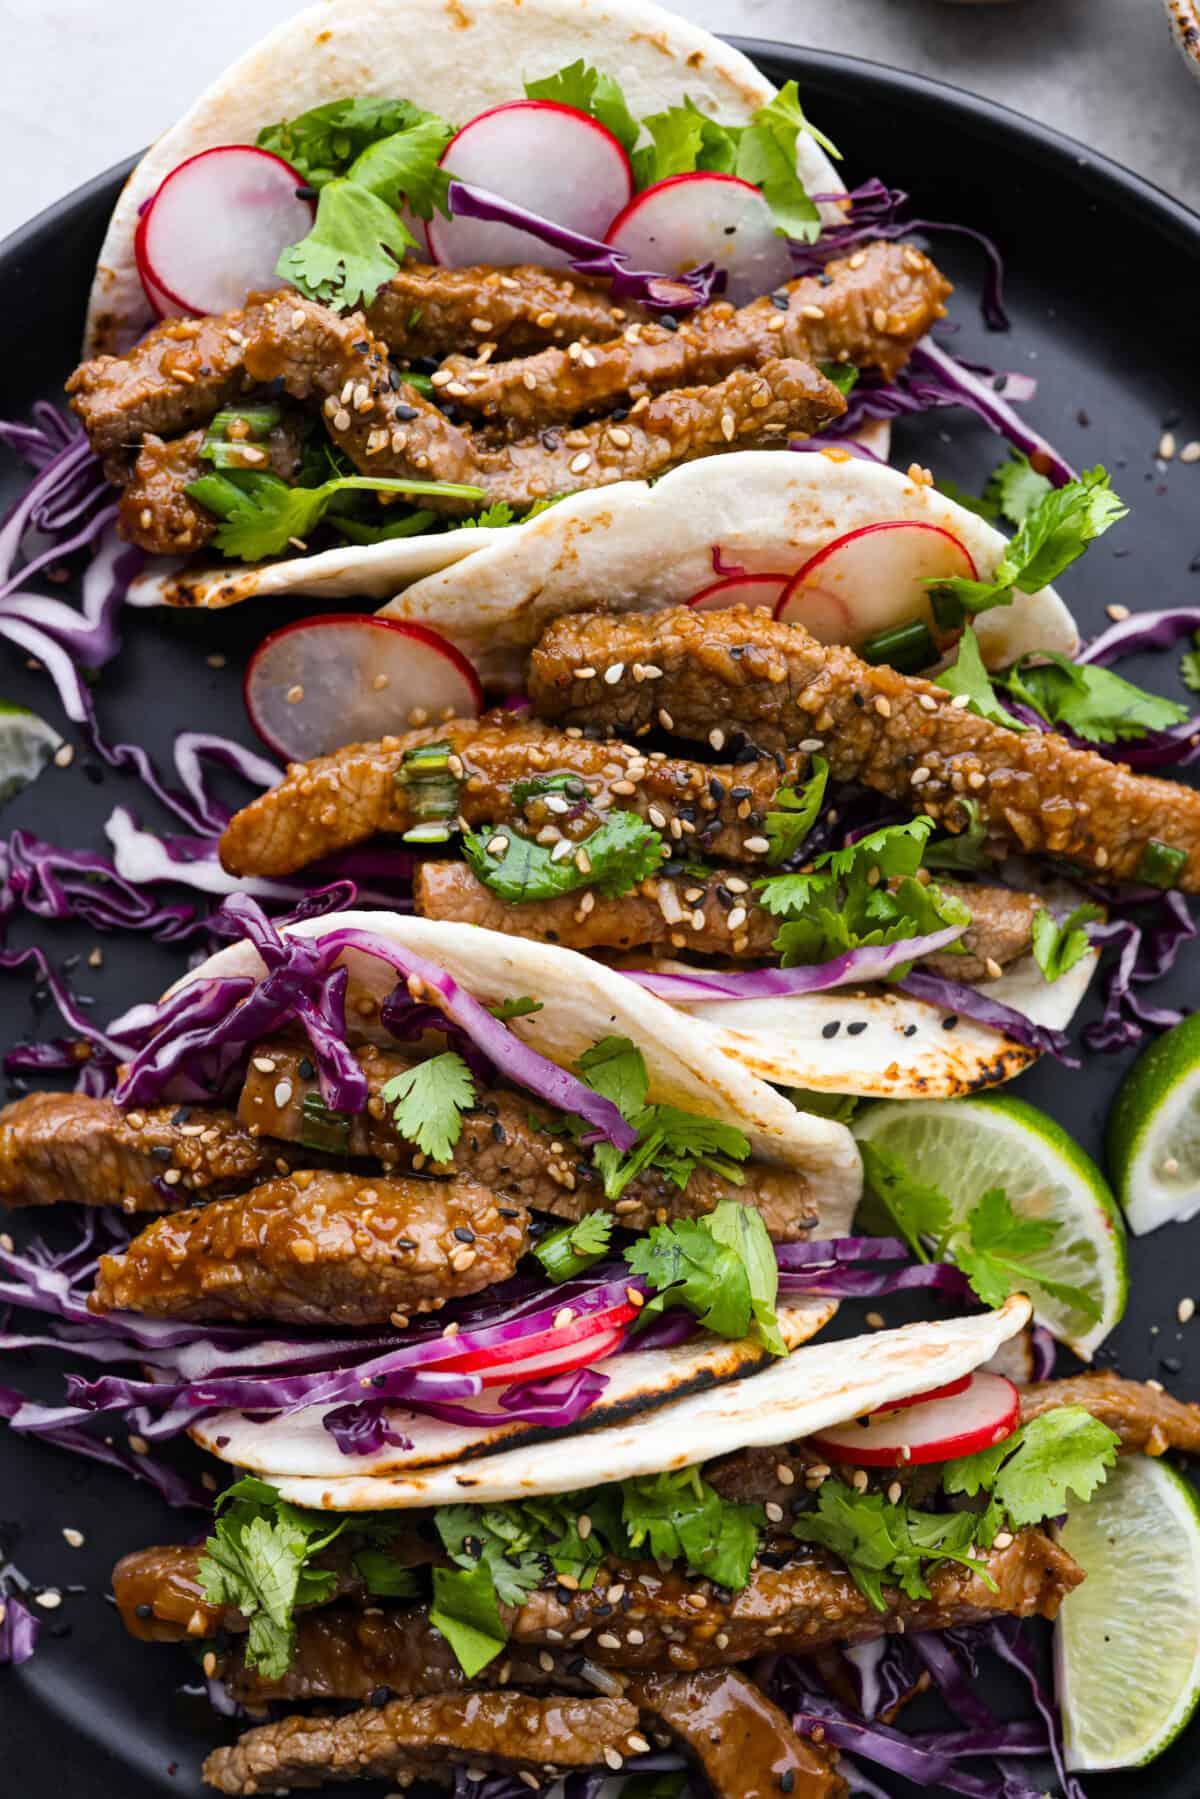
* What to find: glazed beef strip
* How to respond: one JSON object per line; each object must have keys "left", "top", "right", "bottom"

{"left": 1019, "top": 1370, "right": 1200, "bottom": 1455}
{"left": 530, "top": 607, "right": 1200, "bottom": 889}
{"left": 202, "top": 1692, "right": 643, "bottom": 1795}
{"left": 239, "top": 1040, "right": 821, "bottom": 1241}
{"left": 218, "top": 709, "right": 808, "bottom": 878}
{"left": 629, "top": 1669, "right": 846, "bottom": 1799}
{"left": 0, "top": 1091, "right": 275, "bottom": 1211}
{"left": 88, "top": 1170, "right": 529, "bottom": 1325}
{"left": 442, "top": 240, "right": 951, "bottom": 428}
{"left": 414, "top": 860, "right": 1040, "bottom": 979}
{"left": 365, "top": 262, "right": 648, "bottom": 358}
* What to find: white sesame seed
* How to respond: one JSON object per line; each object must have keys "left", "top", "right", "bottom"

{"left": 865, "top": 1311, "right": 885, "bottom": 1329}
{"left": 1159, "top": 431, "right": 1177, "bottom": 461}
{"left": 609, "top": 427, "right": 632, "bottom": 449}
{"left": 1105, "top": 604, "right": 1131, "bottom": 621}
{"left": 658, "top": 709, "right": 675, "bottom": 732}
{"left": 764, "top": 1501, "right": 784, "bottom": 1523}
{"left": 570, "top": 452, "right": 593, "bottom": 475}
{"left": 1163, "top": 1156, "right": 1181, "bottom": 1176}
{"left": 950, "top": 692, "right": 971, "bottom": 709}
{"left": 604, "top": 663, "right": 625, "bottom": 685}
{"left": 799, "top": 738, "right": 824, "bottom": 753}
{"left": 917, "top": 692, "right": 938, "bottom": 712}
{"left": 486, "top": 835, "right": 508, "bottom": 857}
{"left": 1182, "top": 440, "right": 1200, "bottom": 464}
{"left": 333, "top": 409, "right": 352, "bottom": 432}
{"left": 1179, "top": 1297, "right": 1196, "bottom": 1324}
{"left": 708, "top": 728, "right": 726, "bottom": 752}
{"left": 851, "top": 1469, "right": 869, "bottom": 1492}
{"left": 984, "top": 956, "right": 1004, "bottom": 981}
{"left": 993, "top": 1530, "right": 1014, "bottom": 1550}
{"left": 550, "top": 838, "right": 574, "bottom": 862}
{"left": 35, "top": 1590, "right": 62, "bottom": 1610}
{"left": 129, "top": 1434, "right": 149, "bottom": 1456}
{"left": 54, "top": 743, "right": 75, "bottom": 769}
{"left": 273, "top": 1080, "right": 293, "bottom": 1109}
{"left": 62, "top": 1528, "right": 85, "bottom": 1548}
{"left": 726, "top": 905, "right": 747, "bottom": 932}
{"left": 603, "top": 1748, "right": 624, "bottom": 1771}
{"left": 887, "top": 1482, "right": 902, "bottom": 1504}
{"left": 286, "top": 684, "right": 304, "bottom": 705}
{"left": 910, "top": 767, "right": 931, "bottom": 786}
{"left": 554, "top": 1307, "right": 576, "bottom": 1329}
{"left": 743, "top": 836, "right": 770, "bottom": 854}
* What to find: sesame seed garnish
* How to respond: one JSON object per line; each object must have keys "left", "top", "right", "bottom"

{"left": 1159, "top": 431, "right": 1177, "bottom": 460}
{"left": 799, "top": 738, "right": 824, "bottom": 753}
{"left": 333, "top": 408, "right": 352, "bottom": 432}
{"left": 848, "top": 250, "right": 868, "bottom": 270}
{"left": 286, "top": 684, "right": 304, "bottom": 705}
{"left": 708, "top": 728, "right": 726, "bottom": 751}
{"left": 486, "top": 834, "right": 508, "bottom": 857}
{"left": 917, "top": 692, "right": 938, "bottom": 712}
{"left": 603, "top": 1748, "right": 624, "bottom": 1771}
{"left": 726, "top": 905, "right": 747, "bottom": 932}
{"left": 910, "top": 767, "right": 931, "bottom": 786}
{"left": 887, "top": 1482, "right": 903, "bottom": 1504}
{"left": 1182, "top": 440, "right": 1200, "bottom": 463}
{"left": 54, "top": 743, "right": 75, "bottom": 769}
{"left": 570, "top": 451, "right": 593, "bottom": 475}
{"left": 609, "top": 426, "right": 632, "bottom": 449}
{"left": 35, "top": 1590, "right": 62, "bottom": 1610}
{"left": 62, "top": 1527, "right": 85, "bottom": 1548}
{"left": 764, "top": 1501, "right": 784, "bottom": 1523}
{"left": 129, "top": 1434, "right": 149, "bottom": 1456}
{"left": 1179, "top": 1297, "right": 1196, "bottom": 1324}
{"left": 865, "top": 1310, "right": 885, "bottom": 1328}
{"left": 775, "top": 1462, "right": 796, "bottom": 1486}
{"left": 604, "top": 663, "right": 625, "bottom": 685}
{"left": 720, "top": 410, "right": 736, "bottom": 442}
{"left": 577, "top": 1513, "right": 593, "bottom": 1540}
{"left": 658, "top": 709, "right": 674, "bottom": 731}
{"left": 626, "top": 1286, "right": 645, "bottom": 1308}
{"left": 554, "top": 1307, "right": 575, "bottom": 1330}
{"left": 967, "top": 769, "right": 986, "bottom": 789}
{"left": 851, "top": 1469, "right": 869, "bottom": 1492}
{"left": 984, "top": 956, "right": 1004, "bottom": 980}
{"left": 743, "top": 836, "right": 770, "bottom": 854}
{"left": 993, "top": 1530, "right": 1014, "bottom": 1550}
{"left": 1105, "top": 603, "right": 1131, "bottom": 621}
{"left": 550, "top": 838, "right": 574, "bottom": 862}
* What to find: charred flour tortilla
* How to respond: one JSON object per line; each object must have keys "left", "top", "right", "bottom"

{"left": 212, "top": 1296, "right": 1032, "bottom": 1506}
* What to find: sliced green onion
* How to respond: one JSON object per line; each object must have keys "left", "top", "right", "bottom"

{"left": 397, "top": 739, "right": 461, "bottom": 836}
{"left": 1136, "top": 839, "right": 1187, "bottom": 889}
{"left": 200, "top": 405, "right": 284, "bottom": 468}
{"left": 817, "top": 361, "right": 860, "bottom": 398}
{"left": 532, "top": 1218, "right": 613, "bottom": 1282}
{"left": 300, "top": 1091, "right": 353, "bottom": 1154}
{"left": 331, "top": 509, "right": 438, "bottom": 545}
{"left": 930, "top": 588, "right": 966, "bottom": 635}
{"left": 401, "top": 821, "right": 455, "bottom": 844}
{"left": 404, "top": 372, "right": 434, "bottom": 396}
{"left": 858, "top": 620, "right": 937, "bottom": 673}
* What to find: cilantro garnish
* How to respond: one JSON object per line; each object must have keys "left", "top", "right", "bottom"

{"left": 927, "top": 466, "right": 1127, "bottom": 617}
{"left": 459, "top": 495, "right": 562, "bottom": 530}
{"left": 621, "top": 1468, "right": 764, "bottom": 1590}
{"left": 524, "top": 60, "right": 639, "bottom": 154}
{"left": 430, "top": 1561, "right": 508, "bottom": 1677}
{"left": 1031, "top": 903, "right": 1102, "bottom": 982}
{"left": 379, "top": 1051, "right": 476, "bottom": 1163}
{"left": 185, "top": 469, "right": 483, "bottom": 561}
{"left": 923, "top": 798, "right": 990, "bottom": 872}
{"left": 943, "top": 1406, "right": 1119, "bottom": 1547}
{"left": 1182, "top": 633, "right": 1200, "bottom": 693}
{"left": 763, "top": 755, "right": 829, "bottom": 864}
{"left": 791, "top": 1481, "right": 992, "bottom": 1612}
{"left": 625, "top": 1201, "right": 783, "bottom": 1352}
{"left": 986, "top": 451, "right": 1054, "bottom": 526}
{"left": 533, "top": 1211, "right": 614, "bottom": 1281}
{"left": 277, "top": 178, "right": 420, "bottom": 309}
{"left": 462, "top": 811, "right": 666, "bottom": 903}
{"left": 488, "top": 996, "right": 544, "bottom": 1022}
{"left": 755, "top": 817, "right": 970, "bottom": 970}
{"left": 935, "top": 627, "right": 1028, "bottom": 731}
{"left": 1001, "top": 654, "right": 1188, "bottom": 745}
{"left": 258, "top": 96, "right": 449, "bottom": 188}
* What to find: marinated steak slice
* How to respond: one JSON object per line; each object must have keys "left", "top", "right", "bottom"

{"left": 202, "top": 1692, "right": 642, "bottom": 1794}
{"left": 365, "top": 263, "right": 647, "bottom": 359}
{"left": 629, "top": 1669, "right": 846, "bottom": 1799}
{"left": 443, "top": 240, "right": 950, "bottom": 428}
{"left": 67, "top": 311, "right": 256, "bottom": 465}
{"left": 925, "top": 881, "right": 1042, "bottom": 981}
{"left": 219, "top": 709, "right": 808, "bottom": 881}
{"left": 88, "top": 1170, "right": 529, "bottom": 1324}
{"left": 0, "top": 1091, "right": 273, "bottom": 1211}
{"left": 239, "top": 1041, "right": 820, "bottom": 1242}
{"left": 1019, "top": 1371, "right": 1200, "bottom": 1456}
{"left": 510, "top": 1532, "right": 1083, "bottom": 1669}
{"left": 530, "top": 607, "right": 1200, "bottom": 890}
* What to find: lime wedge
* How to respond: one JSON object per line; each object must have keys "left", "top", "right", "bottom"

{"left": 853, "top": 1094, "right": 1126, "bottom": 1357}
{"left": 0, "top": 702, "right": 62, "bottom": 804}
{"left": 1106, "top": 1011, "right": 1200, "bottom": 1235}
{"left": 1056, "top": 1454, "right": 1200, "bottom": 1769}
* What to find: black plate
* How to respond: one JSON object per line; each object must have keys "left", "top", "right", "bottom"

{"left": 2, "top": 40, "right": 1199, "bottom": 1799}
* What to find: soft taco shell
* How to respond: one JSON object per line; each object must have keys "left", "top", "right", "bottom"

{"left": 249, "top": 1296, "right": 1032, "bottom": 1508}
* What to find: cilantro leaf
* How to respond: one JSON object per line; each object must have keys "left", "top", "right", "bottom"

{"left": 943, "top": 1407, "right": 1119, "bottom": 1542}
{"left": 576, "top": 1036, "right": 650, "bottom": 1119}
{"left": 533, "top": 1211, "right": 614, "bottom": 1281}
{"left": 380, "top": 1051, "right": 476, "bottom": 1162}
{"left": 459, "top": 496, "right": 562, "bottom": 530}
{"left": 763, "top": 756, "right": 829, "bottom": 864}
{"left": 488, "top": 996, "right": 544, "bottom": 1021}
{"left": 632, "top": 98, "right": 731, "bottom": 187}
{"left": 593, "top": 1106, "right": 749, "bottom": 1204}
{"left": 986, "top": 451, "right": 1054, "bottom": 526}
{"left": 276, "top": 176, "right": 418, "bottom": 309}
{"left": 351, "top": 1549, "right": 422, "bottom": 1598}
{"left": 524, "top": 60, "right": 640, "bottom": 154}
{"left": 625, "top": 1215, "right": 753, "bottom": 1339}
{"left": 858, "top": 1140, "right": 952, "bottom": 1263}
{"left": 622, "top": 1467, "right": 764, "bottom": 1590}
{"left": 923, "top": 798, "right": 990, "bottom": 872}
{"left": 1031, "top": 903, "right": 1102, "bottom": 982}
{"left": 928, "top": 466, "right": 1127, "bottom": 616}
{"left": 954, "top": 1187, "right": 1100, "bottom": 1322}
{"left": 1002, "top": 654, "right": 1188, "bottom": 745}
{"left": 935, "top": 627, "right": 1028, "bottom": 731}
{"left": 462, "top": 811, "right": 666, "bottom": 903}
{"left": 430, "top": 1562, "right": 507, "bottom": 1677}
{"left": 186, "top": 468, "right": 482, "bottom": 561}
{"left": 1182, "top": 633, "right": 1200, "bottom": 693}
{"left": 790, "top": 1088, "right": 860, "bottom": 1124}
{"left": 258, "top": 96, "right": 446, "bottom": 187}
{"left": 346, "top": 115, "right": 453, "bottom": 218}
{"left": 703, "top": 1199, "right": 785, "bottom": 1355}
{"left": 791, "top": 1481, "right": 992, "bottom": 1612}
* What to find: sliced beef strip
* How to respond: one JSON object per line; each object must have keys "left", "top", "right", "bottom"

{"left": 1019, "top": 1370, "right": 1200, "bottom": 1455}
{"left": 365, "top": 263, "right": 647, "bottom": 358}
{"left": 529, "top": 606, "right": 1200, "bottom": 891}
{"left": 201, "top": 1692, "right": 642, "bottom": 1794}
{"left": 67, "top": 310, "right": 257, "bottom": 466}
{"left": 0, "top": 1091, "right": 275, "bottom": 1212}
{"left": 238, "top": 1039, "right": 820, "bottom": 1241}
{"left": 88, "top": 1170, "right": 529, "bottom": 1325}
{"left": 219, "top": 709, "right": 805, "bottom": 879}
{"left": 443, "top": 240, "right": 951, "bottom": 428}
{"left": 510, "top": 1531, "right": 1082, "bottom": 1670}
{"left": 629, "top": 1668, "right": 846, "bottom": 1799}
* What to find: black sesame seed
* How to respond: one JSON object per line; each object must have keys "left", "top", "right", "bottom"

{"left": 394, "top": 403, "right": 419, "bottom": 420}
{"left": 541, "top": 430, "right": 561, "bottom": 451}
{"left": 941, "top": 1015, "right": 959, "bottom": 1031}
{"left": 846, "top": 1021, "right": 868, "bottom": 1036}
{"left": 396, "top": 1237, "right": 418, "bottom": 1249}
{"left": 658, "top": 313, "right": 679, "bottom": 332}
{"left": 611, "top": 406, "right": 629, "bottom": 422}
{"left": 491, "top": 1121, "right": 506, "bottom": 1143}
{"left": 780, "top": 1772, "right": 796, "bottom": 1794}
{"left": 852, "top": 690, "right": 866, "bottom": 709}
{"left": 369, "top": 1686, "right": 392, "bottom": 1708}
{"left": 171, "top": 1107, "right": 191, "bottom": 1126}
{"left": 1162, "top": 1355, "right": 1184, "bottom": 1374}
{"left": 136, "top": 1603, "right": 154, "bottom": 1620}
{"left": 298, "top": 1058, "right": 315, "bottom": 1081}
{"left": 902, "top": 1024, "right": 918, "bottom": 1037}
{"left": 453, "top": 1226, "right": 476, "bottom": 1244}
{"left": 821, "top": 1021, "right": 841, "bottom": 1039}
{"left": 150, "top": 1145, "right": 173, "bottom": 1162}
{"left": 715, "top": 885, "right": 735, "bottom": 910}
{"left": 353, "top": 339, "right": 371, "bottom": 354}
{"left": 498, "top": 1207, "right": 521, "bottom": 1219}
{"left": 709, "top": 776, "right": 726, "bottom": 803}
{"left": 771, "top": 291, "right": 790, "bottom": 311}
{"left": 816, "top": 271, "right": 833, "bottom": 287}
{"left": 730, "top": 786, "right": 752, "bottom": 801}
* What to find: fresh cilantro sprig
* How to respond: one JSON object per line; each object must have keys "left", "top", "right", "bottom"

{"left": 258, "top": 97, "right": 449, "bottom": 188}
{"left": 1002, "top": 653, "right": 1188, "bottom": 745}
{"left": 792, "top": 1481, "right": 992, "bottom": 1612}
{"left": 1031, "top": 903, "right": 1102, "bottom": 982}
{"left": 763, "top": 755, "right": 829, "bottom": 864}
{"left": 941, "top": 452, "right": 1053, "bottom": 528}
{"left": 621, "top": 1467, "right": 764, "bottom": 1589}
{"left": 1182, "top": 633, "right": 1200, "bottom": 693}
{"left": 859, "top": 1144, "right": 1100, "bottom": 1324}
{"left": 923, "top": 798, "right": 990, "bottom": 872}
{"left": 927, "top": 466, "right": 1127, "bottom": 617}
{"left": 524, "top": 60, "right": 640, "bottom": 154}
{"left": 934, "top": 627, "right": 1028, "bottom": 731}
{"left": 943, "top": 1406, "right": 1119, "bottom": 1547}
{"left": 463, "top": 812, "right": 666, "bottom": 904}
{"left": 533, "top": 1211, "right": 614, "bottom": 1281}
{"left": 186, "top": 469, "right": 483, "bottom": 561}
{"left": 380, "top": 1050, "right": 476, "bottom": 1162}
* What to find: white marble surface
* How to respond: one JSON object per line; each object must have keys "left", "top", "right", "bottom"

{"left": 3, "top": 0, "right": 1199, "bottom": 241}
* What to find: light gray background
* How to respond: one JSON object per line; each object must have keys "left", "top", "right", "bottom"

{"left": 2, "top": 0, "right": 1199, "bottom": 241}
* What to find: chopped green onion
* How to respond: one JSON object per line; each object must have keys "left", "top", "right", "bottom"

{"left": 532, "top": 1215, "right": 614, "bottom": 1282}
{"left": 1135, "top": 839, "right": 1188, "bottom": 890}
{"left": 396, "top": 740, "right": 461, "bottom": 840}
{"left": 404, "top": 373, "right": 435, "bottom": 396}
{"left": 300, "top": 1091, "right": 353, "bottom": 1154}
{"left": 930, "top": 588, "right": 966, "bottom": 635}
{"left": 331, "top": 509, "right": 438, "bottom": 545}
{"left": 200, "top": 405, "right": 284, "bottom": 469}
{"left": 858, "top": 620, "right": 937, "bottom": 673}
{"left": 401, "top": 821, "right": 455, "bottom": 844}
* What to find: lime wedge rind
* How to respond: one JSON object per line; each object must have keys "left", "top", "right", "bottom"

{"left": 1107, "top": 1012, "right": 1200, "bottom": 1237}
{"left": 0, "top": 704, "right": 62, "bottom": 805}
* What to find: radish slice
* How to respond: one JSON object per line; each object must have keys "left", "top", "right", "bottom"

{"left": 775, "top": 521, "right": 979, "bottom": 646}
{"left": 139, "top": 147, "right": 314, "bottom": 318}
{"left": 428, "top": 102, "right": 633, "bottom": 268}
{"left": 134, "top": 209, "right": 177, "bottom": 319}
{"left": 605, "top": 173, "right": 793, "bottom": 308}
{"left": 807, "top": 1372, "right": 1020, "bottom": 1468}
{"left": 432, "top": 1323, "right": 632, "bottom": 1389}
{"left": 244, "top": 615, "right": 483, "bottom": 763}
{"left": 687, "top": 573, "right": 790, "bottom": 613}
{"left": 867, "top": 1374, "right": 972, "bottom": 1415}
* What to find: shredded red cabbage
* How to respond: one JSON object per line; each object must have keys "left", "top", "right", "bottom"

{"left": 445, "top": 180, "right": 722, "bottom": 311}
{"left": 1077, "top": 604, "right": 1200, "bottom": 668}
{"left": 791, "top": 433, "right": 886, "bottom": 464}
{"left": 321, "top": 1403, "right": 415, "bottom": 1456}
{"left": 896, "top": 968, "right": 1080, "bottom": 1066}
{"left": 622, "top": 924, "right": 967, "bottom": 1003}
{"left": 0, "top": 1583, "right": 39, "bottom": 1667}
{"left": 0, "top": 1382, "right": 206, "bottom": 1508}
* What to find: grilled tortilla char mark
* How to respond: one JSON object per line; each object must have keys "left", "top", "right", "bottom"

{"left": 239, "top": 1040, "right": 820, "bottom": 1242}
{"left": 511, "top": 1530, "right": 1082, "bottom": 1669}
{"left": 1019, "top": 1371, "right": 1200, "bottom": 1456}
{"left": 88, "top": 1170, "right": 529, "bottom": 1325}
{"left": 443, "top": 240, "right": 951, "bottom": 428}
{"left": 530, "top": 607, "right": 1200, "bottom": 889}
{"left": 415, "top": 861, "right": 1040, "bottom": 981}
{"left": 117, "top": 411, "right": 310, "bottom": 556}
{"left": 0, "top": 1091, "right": 273, "bottom": 1212}
{"left": 203, "top": 1692, "right": 642, "bottom": 1795}
{"left": 218, "top": 709, "right": 810, "bottom": 879}
{"left": 629, "top": 1669, "right": 846, "bottom": 1799}
{"left": 366, "top": 262, "right": 648, "bottom": 359}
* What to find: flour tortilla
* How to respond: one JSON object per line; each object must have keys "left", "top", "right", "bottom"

{"left": 379, "top": 452, "right": 1080, "bottom": 686}
{"left": 241, "top": 1296, "right": 1032, "bottom": 1508}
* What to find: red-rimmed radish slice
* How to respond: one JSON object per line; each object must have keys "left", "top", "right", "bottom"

{"left": 139, "top": 147, "right": 314, "bottom": 318}
{"left": 687, "top": 573, "right": 790, "bottom": 613}
{"left": 605, "top": 173, "right": 793, "bottom": 308}
{"left": 428, "top": 101, "right": 633, "bottom": 268}
{"left": 775, "top": 521, "right": 979, "bottom": 646}
{"left": 134, "top": 209, "right": 177, "bottom": 319}
{"left": 867, "top": 1373, "right": 972, "bottom": 1414}
{"left": 807, "top": 1372, "right": 1020, "bottom": 1468}
{"left": 244, "top": 615, "right": 483, "bottom": 763}
{"left": 427, "top": 1301, "right": 637, "bottom": 1389}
